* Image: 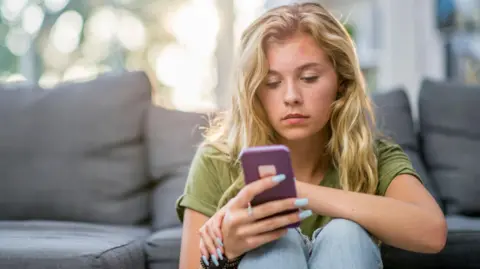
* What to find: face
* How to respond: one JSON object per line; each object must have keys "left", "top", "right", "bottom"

{"left": 257, "top": 32, "right": 339, "bottom": 143}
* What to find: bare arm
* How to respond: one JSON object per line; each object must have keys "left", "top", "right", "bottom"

{"left": 179, "top": 209, "right": 208, "bottom": 269}
{"left": 296, "top": 174, "right": 447, "bottom": 253}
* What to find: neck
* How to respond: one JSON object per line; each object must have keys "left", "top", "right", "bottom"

{"left": 279, "top": 132, "right": 328, "bottom": 182}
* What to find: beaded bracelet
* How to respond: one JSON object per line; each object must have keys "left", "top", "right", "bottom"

{"left": 200, "top": 254, "right": 244, "bottom": 269}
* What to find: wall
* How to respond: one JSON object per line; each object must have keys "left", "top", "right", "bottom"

{"left": 376, "top": 0, "right": 445, "bottom": 117}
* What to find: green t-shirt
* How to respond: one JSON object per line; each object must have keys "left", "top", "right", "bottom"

{"left": 176, "top": 139, "right": 421, "bottom": 239}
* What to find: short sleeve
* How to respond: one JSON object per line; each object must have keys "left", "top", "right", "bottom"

{"left": 175, "top": 145, "right": 226, "bottom": 222}
{"left": 376, "top": 139, "right": 423, "bottom": 196}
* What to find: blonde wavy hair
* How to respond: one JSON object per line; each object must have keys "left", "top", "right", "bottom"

{"left": 203, "top": 2, "right": 378, "bottom": 209}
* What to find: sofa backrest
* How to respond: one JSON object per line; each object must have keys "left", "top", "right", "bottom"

{"left": 371, "top": 88, "right": 442, "bottom": 206}
{"left": 0, "top": 71, "right": 152, "bottom": 225}
{"left": 145, "top": 106, "right": 207, "bottom": 230}
{"left": 419, "top": 79, "right": 480, "bottom": 216}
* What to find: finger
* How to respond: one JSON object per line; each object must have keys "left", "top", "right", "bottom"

{"left": 214, "top": 211, "right": 226, "bottom": 241}
{"left": 232, "top": 197, "right": 306, "bottom": 225}
{"left": 251, "top": 197, "right": 308, "bottom": 220}
{"left": 207, "top": 221, "right": 224, "bottom": 259}
{"left": 199, "top": 226, "right": 220, "bottom": 264}
{"left": 245, "top": 228, "right": 288, "bottom": 250}
{"left": 223, "top": 198, "right": 296, "bottom": 229}
{"left": 233, "top": 174, "right": 287, "bottom": 208}
{"left": 199, "top": 239, "right": 210, "bottom": 265}
{"left": 212, "top": 217, "right": 224, "bottom": 248}
{"left": 239, "top": 209, "right": 311, "bottom": 237}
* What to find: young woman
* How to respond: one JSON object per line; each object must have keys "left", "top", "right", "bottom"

{"left": 176, "top": 2, "right": 447, "bottom": 269}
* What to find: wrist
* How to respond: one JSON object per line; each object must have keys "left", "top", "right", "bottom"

{"left": 225, "top": 250, "right": 242, "bottom": 260}
{"left": 295, "top": 180, "right": 309, "bottom": 200}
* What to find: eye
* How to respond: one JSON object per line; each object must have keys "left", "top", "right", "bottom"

{"left": 265, "top": 81, "right": 281, "bottom": 89}
{"left": 301, "top": 76, "right": 319, "bottom": 83}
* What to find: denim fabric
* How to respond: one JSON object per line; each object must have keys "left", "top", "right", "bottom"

{"left": 238, "top": 219, "right": 383, "bottom": 269}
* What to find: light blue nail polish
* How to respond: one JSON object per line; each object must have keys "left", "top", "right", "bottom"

{"left": 299, "top": 210, "right": 313, "bottom": 220}
{"left": 294, "top": 198, "right": 309, "bottom": 207}
{"left": 217, "top": 248, "right": 224, "bottom": 260}
{"left": 272, "top": 174, "right": 286, "bottom": 182}
{"left": 211, "top": 254, "right": 219, "bottom": 266}
{"left": 216, "top": 237, "right": 224, "bottom": 247}
{"left": 202, "top": 255, "right": 209, "bottom": 266}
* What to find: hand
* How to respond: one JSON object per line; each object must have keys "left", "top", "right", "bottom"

{"left": 198, "top": 205, "right": 228, "bottom": 266}
{"left": 220, "top": 174, "right": 312, "bottom": 259}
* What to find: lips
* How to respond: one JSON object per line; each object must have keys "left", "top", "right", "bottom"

{"left": 282, "top": 113, "right": 310, "bottom": 120}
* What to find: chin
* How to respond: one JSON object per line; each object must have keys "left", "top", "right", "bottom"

{"left": 278, "top": 129, "right": 317, "bottom": 142}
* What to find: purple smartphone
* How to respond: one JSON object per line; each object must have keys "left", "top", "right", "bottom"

{"left": 239, "top": 145, "right": 300, "bottom": 228}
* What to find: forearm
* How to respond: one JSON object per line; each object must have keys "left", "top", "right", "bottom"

{"left": 297, "top": 182, "right": 446, "bottom": 253}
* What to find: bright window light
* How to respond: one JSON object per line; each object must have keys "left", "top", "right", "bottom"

{"left": 168, "top": 0, "right": 219, "bottom": 56}
{"left": 39, "top": 71, "right": 61, "bottom": 88}
{"left": 6, "top": 28, "right": 31, "bottom": 56}
{"left": 50, "top": 10, "right": 84, "bottom": 54}
{"left": 44, "top": 0, "right": 70, "bottom": 13}
{"left": 116, "top": 11, "right": 146, "bottom": 51}
{"left": 63, "top": 65, "right": 99, "bottom": 83}
{"left": 86, "top": 7, "right": 117, "bottom": 42}
{"left": 1, "top": 73, "right": 27, "bottom": 83}
{"left": 22, "top": 4, "right": 45, "bottom": 35}
{"left": 1, "top": 0, "right": 28, "bottom": 22}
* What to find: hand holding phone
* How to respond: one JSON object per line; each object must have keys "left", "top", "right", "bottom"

{"left": 240, "top": 145, "right": 304, "bottom": 228}
{"left": 198, "top": 145, "right": 312, "bottom": 262}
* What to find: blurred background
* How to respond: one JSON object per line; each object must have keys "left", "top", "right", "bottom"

{"left": 0, "top": 0, "right": 478, "bottom": 114}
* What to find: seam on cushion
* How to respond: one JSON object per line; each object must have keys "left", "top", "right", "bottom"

{"left": 92, "top": 238, "right": 146, "bottom": 269}
{"left": 422, "top": 123, "right": 480, "bottom": 140}
{"left": 95, "top": 238, "right": 142, "bottom": 257}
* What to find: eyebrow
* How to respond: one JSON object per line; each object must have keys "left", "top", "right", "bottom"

{"left": 267, "top": 62, "right": 323, "bottom": 75}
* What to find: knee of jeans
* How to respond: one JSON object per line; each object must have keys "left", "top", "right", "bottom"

{"left": 245, "top": 229, "right": 307, "bottom": 257}
{"left": 315, "top": 218, "right": 371, "bottom": 245}
{"left": 239, "top": 229, "right": 309, "bottom": 269}
{"left": 309, "top": 219, "right": 382, "bottom": 268}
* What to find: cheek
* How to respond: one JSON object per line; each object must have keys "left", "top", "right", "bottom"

{"left": 256, "top": 93, "right": 276, "bottom": 125}
{"left": 257, "top": 91, "right": 281, "bottom": 118}
{"left": 307, "top": 86, "right": 337, "bottom": 114}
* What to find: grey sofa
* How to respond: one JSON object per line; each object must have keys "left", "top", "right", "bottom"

{"left": 0, "top": 71, "right": 205, "bottom": 269}
{"left": 373, "top": 80, "right": 480, "bottom": 269}
{"left": 1, "top": 71, "right": 479, "bottom": 269}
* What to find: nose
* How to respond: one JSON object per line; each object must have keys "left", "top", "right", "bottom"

{"left": 283, "top": 81, "right": 303, "bottom": 106}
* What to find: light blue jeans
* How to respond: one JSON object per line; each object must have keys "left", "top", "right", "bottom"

{"left": 238, "top": 218, "right": 383, "bottom": 269}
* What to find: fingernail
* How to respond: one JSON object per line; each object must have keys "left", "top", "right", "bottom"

{"left": 294, "top": 198, "right": 309, "bottom": 207}
{"left": 216, "top": 237, "right": 224, "bottom": 247}
{"left": 211, "top": 254, "right": 219, "bottom": 266}
{"left": 202, "top": 255, "right": 209, "bottom": 266}
{"left": 272, "top": 174, "right": 286, "bottom": 182}
{"left": 217, "top": 248, "right": 224, "bottom": 260}
{"left": 299, "top": 210, "right": 313, "bottom": 220}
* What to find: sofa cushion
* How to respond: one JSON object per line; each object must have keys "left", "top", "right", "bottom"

{"left": 419, "top": 79, "right": 480, "bottom": 216}
{"left": 0, "top": 71, "right": 151, "bottom": 225}
{"left": 446, "top": 215, "right": 480, "bottom": 232}
{"left": 371, "top": 88, "right": 441, "bottom": 203}
{"left": 146, "top": 106, "right": 206, "bottom": 230}
{"left": 0, "top": 221, "right": 150, "bottom": 269}
{"left": 382, "top": 215, "right": 480, "bottom": 269}
{"left": 144, "top": 226, "right": 182, "bottom": 269}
